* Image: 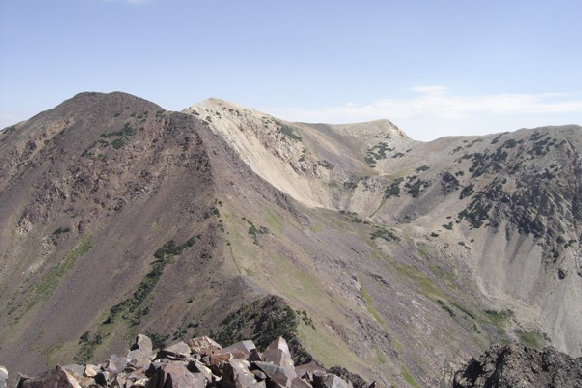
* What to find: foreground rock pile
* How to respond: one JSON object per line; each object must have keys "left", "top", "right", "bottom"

{"left": 17, "top": 334, "right": 366, "bottom": 388}
{"left": 453, "top": 343, "right": 582, "bottom": 388}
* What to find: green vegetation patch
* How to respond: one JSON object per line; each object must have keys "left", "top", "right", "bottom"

{"left": 52, "top": 226, "right": 71, "bottom": 235}
{"left": 339, "top": 210, "right": 366, "bottom": 224}
{"left": 361, "top": 284, "right": 386, "bottom": 328}
{"left": 370, "top": 228, "right": 400, "bottom": 242}
{"left": 211, "top": 295, "right": 300, "bottom": 351}
{"left": 316, "top": 160, "right": 334, "bottom": 170}
{"left": 32, "top": 238, "right": 92, "bottom": 307}
{"left": 365, "top": 141, "right": 393, "bottom": 166}
{"left": 516, "top": 329, "right": 550, "bottom": 349}
{"left": 401, "top": 365, "right": 420, "bottom": 388}
{"left": 437, "top": 300, "right": 455, "bottom": 318}
{"left": 107, "top": 238, "right": 196, "bottom": 326}
{"left": 75, "top": 237, "right": 195, "bottom": 362}
{"left": 277, "top": 122, "right": 302, "bottom": 141}
{"left": 388, "top": 261, "right": 447, "bottom": 301}
{"left": 484, "top": 309, "right": 514, "bottom": 326}
{"left": 2, "top": 125, "right": 16, "bottom": 134}
{"left": 384, "top": 177, "right": 404, "bottom": 199}
{"left": 101, "top": 123, "right": 137, "bottom": 150}
{"left": 247, "top": 219, "right": 270, "bottom": 245}
{"left": 404, "top": 176, "right": 431, "bottom": 198}
{"left": 451, "top": 302, "right": 475, "bottom": 319}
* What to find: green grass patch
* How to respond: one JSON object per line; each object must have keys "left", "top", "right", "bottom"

{"left": 484, "top": 309, "right": 514, "bottom": 326}
{"left": 401, "top": 365, "right": 420, "bottom": 388}
{"left": 361, "top": 284, "right": 386, "bottom": 328}
{"left": 373, "top": 345, "right": 387, "bottom": 364}
{"left": 388, "top": 261, "right": 448, "bottom": 301}
{"left": 259, "top": 204, "right": 284, "bottom": 233}
{"left": 27, "top": 238, "right": 92, "bottom": 310}
{"left": 516, "top": 329, "right": 550, "bottom": 348}
{"left": 451, "top": 302, "right": 475, "bottom": 319}
{"left": 247, "top": 219, "right": 270, "bottom": 245}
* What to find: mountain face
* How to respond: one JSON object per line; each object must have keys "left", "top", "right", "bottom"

{"left": 0, "top": 92, "right": 581, "bottom": 387}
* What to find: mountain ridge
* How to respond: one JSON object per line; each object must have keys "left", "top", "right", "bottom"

{"left": 1, "top": 91, "right": 581, "bottom": 387}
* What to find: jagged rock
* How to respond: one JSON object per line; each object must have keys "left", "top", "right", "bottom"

{"left": 261, "top": 336, "right": 297, "bottom": 386}
{"left": 188, "top": 336, "right": 222, "bottom": 357}
{"left": 254, "top": 361, "right": 296, "bottom": 387}
{"left": 213, "top": 340, "right": 259, "bottom": 362}
{"left": 291, "top": 377, "right": 313, "bottom": 388}
{"left": 62, "top": 365, "right": 95, "bottom": 387}
{"left": 95, "top": 370, "right": 112, "bottom": 386}
{"left": 132, "top": 377, "right": 149, "bottom": 387}
{"left": 160, "top": 341, "right": 191, "bottom": 360}
{"left": 312, "top": 372, "right": 352, "bottom": 388}
{"left": 453, "top": 343, "right": 582, "bottom": 388}
{"left": 63, "top": 364, "right": 85, "bottom": 378}
{"left": 105, "top": 355, "right": 129, "bottom": 374}
{"left": 17, "top": 365, "right": 82, "bottom": 388}
{"left": 295, "top": 361, "right": 325, "bottom": 379}
{"left": 326, "top": 367, "right": 366, "bottom": 388}
{"left": 128, "top": 334, "right": 154, "bottom": 361}
{"left": 0, "top": 366, "right": 8, "bottom": 388}
{"left": 252, "top": 369, "right": 267, "bottom": 381}
{"left": 13, "top": 334, "right": 367, "bottom": 388}
{"left": 188, "top": 359, "right": 214, "bottom": 383}
{"left": 83, "top": 364, "right": 99, "bottom": 378}
{"left": 146, "top": 362, "right": 205, "bottom": 388}
{"left": 263, "top": 337, "right": 295, "bottom": 370}
{"left": 221, "top": 359, "right": 264, "bottom": 388}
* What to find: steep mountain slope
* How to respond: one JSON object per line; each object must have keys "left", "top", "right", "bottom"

{"left": 0, "top": 92, "right": 270, "bottom": 379}
{"left": 0, "top": 92, "right": 580, "bottom": 387}
{"left": 186, "top": 99, "right": 582, "bottom": 361}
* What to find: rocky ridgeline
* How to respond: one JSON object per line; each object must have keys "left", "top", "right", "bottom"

{"left": 13, "top": 334, "right": 370, "bottom": 388}
{"left": 453, "top": 343, "right": 582, "bottom": 388}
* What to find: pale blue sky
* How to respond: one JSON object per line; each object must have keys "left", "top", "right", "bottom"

{"left": 1, "top": 0, "right": 581, "bottom": 140}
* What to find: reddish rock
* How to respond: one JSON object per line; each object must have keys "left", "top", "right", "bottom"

{"left": 17, "top": 366, "right": 82, "bottom": 388}
{"left": 254, "top": 361, "right": 296, "bottom": 388}
{"left": 295, "top": 361, "right": 325, "bottom": 379}
{"left": 160, "top": 342, "right": 192, "bottom": 360}
{"left": 214, "top": 340, "right": 259, "bottom": 361}
{"left": 222, "top": 359, "right": 265, "bottom": 388}
{"left": 146, "top": 362, "right": 205, "bottom": 388}
{"left": 188, "top": 336, "right": 222, "bottom": 357}
{"left": 262, "top": 337, "right": 295, "bottom": 374}
{"left": 291, "top": 377, "right": 313, "bottom": 388}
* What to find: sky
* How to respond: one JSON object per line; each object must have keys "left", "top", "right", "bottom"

{"left": 1, "top": 0, "right": 581, "bottom": 141}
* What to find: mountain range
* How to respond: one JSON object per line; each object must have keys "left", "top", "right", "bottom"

{"left": 0, "top": 92, "right": 581, "bottom": 387}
